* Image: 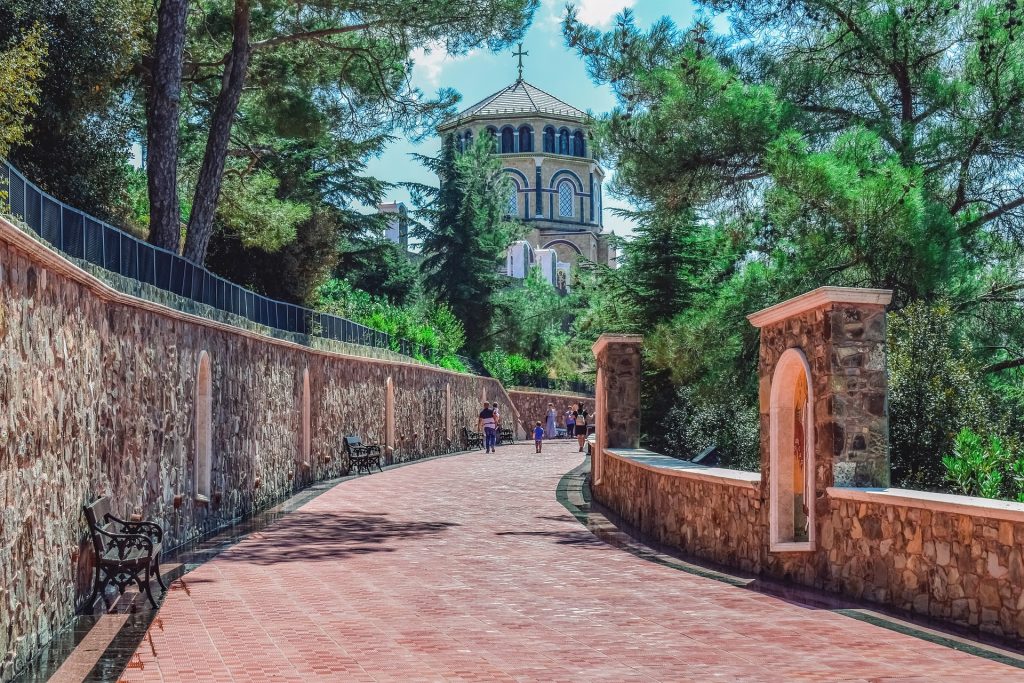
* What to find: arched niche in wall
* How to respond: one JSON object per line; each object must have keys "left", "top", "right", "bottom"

{"left": 300, "top": 368, "right": 311, "bottom": 466}
{"left": 769, "top": 347, "right": 816, "bottom": 551}
{"left": 194, "top": 351, "right": 213, "bottom": 502}
{"left": 445, "top": 383, "right": 453, "bottom": 442}
{"left": 385, "top": 376, "right": 395, "bottom": 451}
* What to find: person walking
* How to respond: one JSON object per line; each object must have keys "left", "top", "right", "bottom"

{"left": 545, "top": 403, "right": 557, "bottom": 439}
{"left": 478, "top": 401, "right": 497, "bottom": 453}
{"left": 573, "top": 403, "right": 589, "bottom": 453}
{"left": 565, "top": 407, "right": 576, "bottom": 440}
{"left": 534, "top": 422, "right": 545, "bottom": 453}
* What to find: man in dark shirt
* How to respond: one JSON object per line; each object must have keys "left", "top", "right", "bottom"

{"left": 478, "top": 401, "right": 497, "bottom": 453}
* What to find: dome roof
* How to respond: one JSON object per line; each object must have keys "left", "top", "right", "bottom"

{"left": 440, "top": 79, "right": 588, "bottom": 129}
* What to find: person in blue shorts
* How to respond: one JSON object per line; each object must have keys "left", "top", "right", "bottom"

{"left": 534, "top": 422, "right": 545, "bottom": 453}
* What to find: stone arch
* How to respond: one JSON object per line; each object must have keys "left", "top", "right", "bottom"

{"left": 503, "top": 167, "right": 530, "bottom": 188}
{"left": 572, "top": 130, "right": 586, "bottom": 157}
{"left": 300, "top": 368, "right": 311, "bottom": 465}
{"left": 194, "top": 351, "right": 213, "bottom": 501}
{"left": 558, "top": 128, "right": 570, "bottom": 155}
{"left": 543, "top": 126, "right": 556, "bottom": 153}
{"left": 445, "top": 383, "right": 453, "bottom": 442}
{"left": 542, "top": 239, "right": 583, "bottom": 255}
{"left": 769, "top": 347, "right": 816, "bottom": 551}
{"left": 518, "top": 125, "right": 533, "bottom": 152}
{"left": 500, "top": 126, "right": 516, "bottom": 153}
{"left": 549, "top": 169, "right": 584, "bottom": 192}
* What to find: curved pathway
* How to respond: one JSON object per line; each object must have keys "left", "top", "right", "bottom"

{"left": 122, "top": 441, "right": 1020, "bottom": 681}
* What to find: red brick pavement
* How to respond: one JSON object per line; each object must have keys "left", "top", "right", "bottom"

{"left": 122, "top": 440, "right": 1022, "bottom": 682}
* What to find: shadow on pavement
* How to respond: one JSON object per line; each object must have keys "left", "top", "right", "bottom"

{"left": 217, "top": 510, "right": 460, "bottom": 565}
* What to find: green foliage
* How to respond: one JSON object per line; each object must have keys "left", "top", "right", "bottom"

{"left": 889, "top": 302, "right": 993, "bottom": 489}
{"left": 0, "top": 24, "right": 46, "bottom": 158}
{"left": 942, "top": 428, "right": 1024, "bottom": 501}
{"left": 1, "top": 0, "right": 143, "bottom": 221}
{"left": 315, "top": 278, "right": 466, "bottom": 359}
{"left": 480, "top": 349, "right": 548, "bottom": 387}
{"left": 335, "top": 236, "right": 419, "bottom": 306}
{"left": 413, "top": 135, "right": 522, "bottom": 352}
{"left": 488, "top": 268, "right": 576, "bottom": 359}
{"left": 214, "top": 171, "right": 312, "bottom": 252}
{"left": 564, "top": 3, "right": 1024, "bottom": 480}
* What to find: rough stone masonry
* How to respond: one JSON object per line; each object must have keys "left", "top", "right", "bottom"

{"left": 0, "top": 215, "right": 521, "bottom": 681}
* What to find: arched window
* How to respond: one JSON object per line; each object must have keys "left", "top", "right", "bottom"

{"left": 543, "top": 126, "right": 555, "bottom": 153}
{"left": 595, "top": 184, "right": 602, "bottom": 224}
{"left": 507, "top": 183, "right": 519, "bottom": 217}
{"left": 501, "top": 126, "right": 516, "bottom": 153}
{"left": 558, "top": 128, "right": 570, "bottom": 155}
{"left": 573, "top": 130, "right": 586, "bottom": 157}
{"left": 486, "top": 126, "right": 499, "bottom": 153}
{"left": 558, "top": 180, "right": 574, "bottom": 217}
{"left": 518, "top": 126, "right": 533, "bottom": 153}
{"left": 194, "top": 351, "right": 213, "bottom": 500}
{"left": 464, "top": 129, "right": 473, "bottom": 149}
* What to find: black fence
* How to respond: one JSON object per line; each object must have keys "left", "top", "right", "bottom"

{"left": 0, "top": 160, "right": 483, "bottom": 374}
{"left": 515, "top": 376, "right": 595, "bottom": 396}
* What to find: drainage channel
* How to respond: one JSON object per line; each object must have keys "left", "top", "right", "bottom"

{"left": 13, "top": 449, "right": 474, "bottom": 683}
{"left": 555, "top": 456, "right": 1024, "bottom": 671}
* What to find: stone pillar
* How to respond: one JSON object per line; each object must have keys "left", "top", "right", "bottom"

{"left": 384, "top": 377, "right": 395, "bottom": 464}
{"left": 592, "top": 335, "right": 643, "bottom": 485}
{"left": 749, "top": 287, "right": 892, "bottom": 550}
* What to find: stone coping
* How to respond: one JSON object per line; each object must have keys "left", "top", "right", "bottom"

{"left": 0, "top": 214, "right": 482, "bottom": 381}
{"left": 828, "top": 486, "right": 1024, "bottom": 524}
{"left": 747, "top": 286, "right": 893, "bottom": 328}
{"left": 592, "top": 334, "right": 643, "bottom": 356}
{"left": 508, "top": 386, "right": 594, "bottom": 399}
{"left": 605, "top": 448, "right": 761, "bottom": 489}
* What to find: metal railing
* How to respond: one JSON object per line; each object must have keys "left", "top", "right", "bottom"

{"left": 0, "top": 159, "right": 484, "bottom": 374}
{"left": 512, "top": 376, "right": 595, "bottom": 395}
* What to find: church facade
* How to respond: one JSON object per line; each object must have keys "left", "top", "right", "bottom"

{"left": 436, "top": 78, "right": 616, "bottom": 288}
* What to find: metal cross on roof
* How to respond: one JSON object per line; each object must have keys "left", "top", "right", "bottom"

{"left": 513, "top": 42, "right": 528, "bottom": 80}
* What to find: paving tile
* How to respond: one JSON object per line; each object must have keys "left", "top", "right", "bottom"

{"left": 118, "top": 441, "right": 1023, "bottom": 682}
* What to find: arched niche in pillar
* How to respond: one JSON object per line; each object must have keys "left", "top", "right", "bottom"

{"left": 769, "top": 348, "right": 815, "bottom": 551}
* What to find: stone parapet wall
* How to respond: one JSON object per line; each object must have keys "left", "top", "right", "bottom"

{"left": 0, "top": 215, "right": 513, "bottom": 680}
{"left": 506, "top": 388, "right": 593, "bottom": 435}
{"left": 594, "top": 449, "right": 1024, "bottom": 643}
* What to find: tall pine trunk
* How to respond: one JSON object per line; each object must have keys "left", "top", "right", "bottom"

{"left": 146, "top": 0, "right": 189, "bottom": 253}
{"left": 182, "top": 0, "right": 251, "bottom": 264}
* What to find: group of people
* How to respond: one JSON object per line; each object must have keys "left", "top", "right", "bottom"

{"left": 477, "top": 399, "right": 592, "bottom": 455}
{"left": 534, "top": 402, "right": 590, "bottom": 454}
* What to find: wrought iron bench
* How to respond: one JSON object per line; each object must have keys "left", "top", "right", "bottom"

{"left": 498, "top": 426, "right": 515, "bottom": 444}
{"left": 344, "top": 435, "right": 383, "bottom": 474}
{"left": 461, "top": 426, "right": 483, "bottom": 450}
{"left": 83, "top": 497, "right": 166, "bottom": 609}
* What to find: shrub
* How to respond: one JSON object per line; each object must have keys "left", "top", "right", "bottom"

{"left": 942, "top": 428, "right": 1024, "bottom": 501}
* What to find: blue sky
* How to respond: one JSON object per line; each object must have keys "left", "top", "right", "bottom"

{"left": 366, "top": 0, "right": 711, "bottom": 239}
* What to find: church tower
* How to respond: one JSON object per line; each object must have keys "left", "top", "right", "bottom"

{"left": 436, "top": 61, "right": 615, "bottom": 287}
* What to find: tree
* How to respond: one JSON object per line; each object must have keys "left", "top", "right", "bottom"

{"left": 335, "top": 235, "right": 418, "bottom": 305}
{"left": 564, "top": 4, "right": 1024, "bottom": 473}
{"left": 1, "top": 0, "right": 142, "bottom": 219}
{"left": 413, "top": 134, "right": 521, "bottom": 352}
{"left": 145, "top": 0, "right": 537, "bottom": 263}
{"left": 0, "top": 24, "right": 45, "bottom": 157}
{"left": 145, "top": 0, "right": 189, "bottom": 252}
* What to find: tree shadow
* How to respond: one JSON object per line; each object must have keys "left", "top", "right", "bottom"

{"left": 216, "top": 510, "right": 459, "bottom": 565}
{"left": 494, "top": 530, "right": 605, "bottom": 547}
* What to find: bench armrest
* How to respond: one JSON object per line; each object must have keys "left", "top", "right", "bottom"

{"left": 95, "top": 527, "right": 155, "bottom": 560}
{"left": 107, "top": 513, "right": 163, "bottom": 542}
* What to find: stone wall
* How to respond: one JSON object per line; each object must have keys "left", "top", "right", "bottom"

{"left": 597, "top": 450, "right": 1024, "bottom": 643}
{"left": 506, "top": 388, "right": 593, "bottom": 435}
{"left": 0, "top": 215, "right": 513, "bottom": 680}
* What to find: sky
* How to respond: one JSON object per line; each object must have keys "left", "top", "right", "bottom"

{"left": 365, "top": 0, "right": 710, "bottom": 240}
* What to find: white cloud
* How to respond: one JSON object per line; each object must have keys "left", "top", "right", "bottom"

{"left": 410, "top": 43, "right": 477, "bottom": 87}
{"left": 550, "top": 0, "right": 636, "bottom": 28}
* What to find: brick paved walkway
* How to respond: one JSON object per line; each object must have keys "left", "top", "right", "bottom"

{"left": 122, "top": 441, "right": 1020, "bottom": 682}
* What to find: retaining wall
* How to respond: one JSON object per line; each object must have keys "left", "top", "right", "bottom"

{"left": 596, "top": 449, "right": 1024, "bottom": 642}
{"left": 506, "top": 388, "right": 593, "bottom": 435}
{"left": 0, "top": 215, "right": 514, "bottom": 680}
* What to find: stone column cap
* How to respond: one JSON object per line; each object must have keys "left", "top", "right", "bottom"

{"left": 747, "top": 286, "right": 893, "bottom": 328}
{"left": 592, "top": 334, "right": 643, "bottom": 356}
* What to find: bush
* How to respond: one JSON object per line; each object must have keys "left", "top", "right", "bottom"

{"left": 888, "top": 301, "right": 993, "bottom": 490}
{"left": 942, "top": 428, "right": 1024, "bottom": 501}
